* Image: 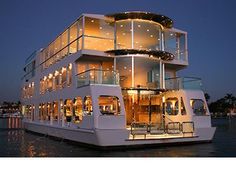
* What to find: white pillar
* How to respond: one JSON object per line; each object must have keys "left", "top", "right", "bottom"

{"left": 162, "top": 63, "right": 165, "bottom": 89}
{"left": 160, "top": 60, "right": 162, "bottom": 89}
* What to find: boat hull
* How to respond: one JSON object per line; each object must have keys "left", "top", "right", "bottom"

{"left": 23, "top": 120, "right": 216, "bottom": 148}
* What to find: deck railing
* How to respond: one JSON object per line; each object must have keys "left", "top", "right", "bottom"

{"left": 76, "top": 69, "right": 120, "bottom": 87}
{"left": 165, "top": 77, "right": 202, "bottom": 90}
{"left": 130, "top": 121, "right": 195, "bottom": 139}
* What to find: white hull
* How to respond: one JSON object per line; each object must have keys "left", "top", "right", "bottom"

{"left": 23, "top": 120, "right": 216, "bottom": 148}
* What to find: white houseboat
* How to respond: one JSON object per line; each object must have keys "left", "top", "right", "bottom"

{"left": 21, "top": 11, "right": 216, "bottom": 148}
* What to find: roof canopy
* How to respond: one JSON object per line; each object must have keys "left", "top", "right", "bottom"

{"left": 106, "top": 11, "right": 173, "bottom": 28}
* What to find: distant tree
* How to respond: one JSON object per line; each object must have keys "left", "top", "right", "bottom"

{"left": 224, "top": 93, "right": 236, "bottom": 113}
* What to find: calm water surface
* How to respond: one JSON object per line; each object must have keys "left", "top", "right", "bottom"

{"left": 0, "top": 118, "right": 235, "bottom": 157}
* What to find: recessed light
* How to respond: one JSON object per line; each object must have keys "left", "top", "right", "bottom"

{"left": 147, "top": 29, "right": 150, "bottom": 32}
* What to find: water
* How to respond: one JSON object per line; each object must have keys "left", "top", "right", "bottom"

{"left": 0, "top": 117, "right": 236, "bottom": 157}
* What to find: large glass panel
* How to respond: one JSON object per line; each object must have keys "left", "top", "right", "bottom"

{"left": 61, "top": 30, "right": 68, "bottom": 57}
{"left": 84, "top": 17, "right": 114, "bottom": 39}
{"left": 164, "top": 30, "right": 187, "bottom": 61}
{"left": 179, "top": 33, "right": 186, "bottom": 61}
{"left": 134, "top": 57, "right": 160, "bottom": 88}
{"left": 54, "top": 36, "right": 61, "bottom": 61}
{"left": 49, "top": 42, "right": 55, "bottom": 59}
{"left": 116, "top": 20, "right": 132, "bottom": 49}
{"left": 164, "top": 30, "right": 176, "bottom": 56}
{"left": 69, "top": 22, "right": 78, "bottom": 53}
{"left": 98, "top": 96, "right": 121, "bottom": 115}
{"left": 133, "top": 20, "right": 161, "bottom": 50}
{"left": 84, "top": 17, "right": 114, "bottom": 51}
{"left": 116, "top": 57, "right": 132, "bottom": 88}
{"left": 84, "top": 36, "right": 114, "bottom": 51}
{"left": 78, "top": 17, "right": 83, "bottom": 37}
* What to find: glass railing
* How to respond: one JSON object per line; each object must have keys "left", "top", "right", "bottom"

{"left": 165, "top": 77, "right": 202, "bottom": 90}
{"left": 76, "top": 69, "right": 120, "bottom": 87}
{"left": 164, "top": 47, "right": 188, "bottom": 62}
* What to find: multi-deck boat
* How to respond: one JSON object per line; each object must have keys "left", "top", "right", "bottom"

{"left": 21, "top": 11, "right": 216, "bottom": 148}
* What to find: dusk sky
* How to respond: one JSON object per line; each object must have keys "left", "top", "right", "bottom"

{"left": 0, "top": 0, "right": 235, "bottom": 102}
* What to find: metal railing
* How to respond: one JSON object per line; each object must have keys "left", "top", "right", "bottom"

{"left": 76, "top": 69, "right": 120, "bottom": 87}
{"left": 165, "top": 77, "right": 202, "bottom": 90}
{"left": 130, "top": 121, "right": 195, "bottom": 139}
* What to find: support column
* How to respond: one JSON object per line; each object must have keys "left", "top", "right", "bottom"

{"left": 162, "top": 63, "right": 165, "bottom": 89}
{"left": 132, "top": 56, "right": 134, "bottom": 88}
{"left": 160, "top": 60, "right": 162, "bottom": 89}
{"left": 131, "top": 20, "right": 135, "bottom": 88}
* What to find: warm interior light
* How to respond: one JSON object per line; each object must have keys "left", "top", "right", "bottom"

{"left": 162, "top": 96, "right": 166, "bottom": 103}
{"left": 55, "top": 70, "right": 59, "bottom": 76}
{"left": 69, "top": 63, "right": 72, "bottom": 70}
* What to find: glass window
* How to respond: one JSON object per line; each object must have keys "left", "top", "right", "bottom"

{"left": 47, "top": 102, "right": 52, "bottom": 121}
{"left": 67, "top": 63, "right": 72, "bottom": 86}
{"left": 84, "top": 96, "right": 93, "bottom": 116}
{"left": 61, "top": 30, "right": 68, "bottom": 57}
{"left": 78, "top": 17, "right": 83, "bottom": 37}
{"left": 116, "top": 57, "right": 132, "bottom": 88}
{"left": 190, "top": 99, "right": 207, "bottom": 116}
{"left": 134, "top": 57, "right": 160, "bottom": 88}
{"left": 73, "top": 97, "right": 83, "bottom": 123}
{"left": 116, "top": 20, "right": 132, "bottom": 49}
{"left": 54, "top": 36, "right": 61, "bottom": 61}
{"left": 84, "top": 17, "right": 114, "bottom": 39}
{"left": 133, "top": 20, "right": 161, "bottom": 51}
{"left": 178, "top": 33, "right": 186, "bottom": 61}
{"left": 181, "top": 97, "right": 186, "bottom": 115}
{"left": 47, "top": 74, "right": 53, "bottom": 92}
{"left": 69, "top": 22, "right": 78, "bottom": 53}
{"left": 54, "top": 70, "right": 60, "bottom": 89}
{"left": 64, "top": 99, "right": 73, "bottom": 117}
{"left": 61, "top": 67, "right": 67, "bottom": 87}
{"left": 53, "top": 101, "right": 58, "bottom": 120}
{"left": 166, "top": 97, "right": 179, "bottom": 115}
{"left": 98, "top": 96, "right": 121, "bottom": 115}
{"left": 49, "top": 42, "right": 55, "bottom": 59}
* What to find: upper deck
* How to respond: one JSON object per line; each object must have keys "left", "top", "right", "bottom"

{"left": 34, "top": 12, "right": 188, "bottom": 72}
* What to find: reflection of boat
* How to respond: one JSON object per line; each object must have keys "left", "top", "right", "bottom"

{"left": 21, "top": 12, "right": 215, "bottom": 148}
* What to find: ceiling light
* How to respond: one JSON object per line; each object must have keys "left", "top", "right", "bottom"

{"left": 147, "top": 29, "right": 150, "bottom": 32}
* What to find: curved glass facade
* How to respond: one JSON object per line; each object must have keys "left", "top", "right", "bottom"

{"left": 39, "top": 14, "right": 187, "bottom": 71}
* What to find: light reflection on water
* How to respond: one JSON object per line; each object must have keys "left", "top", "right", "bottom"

{"left": 0, "top": 118, "right": 236, "bottom": 157}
